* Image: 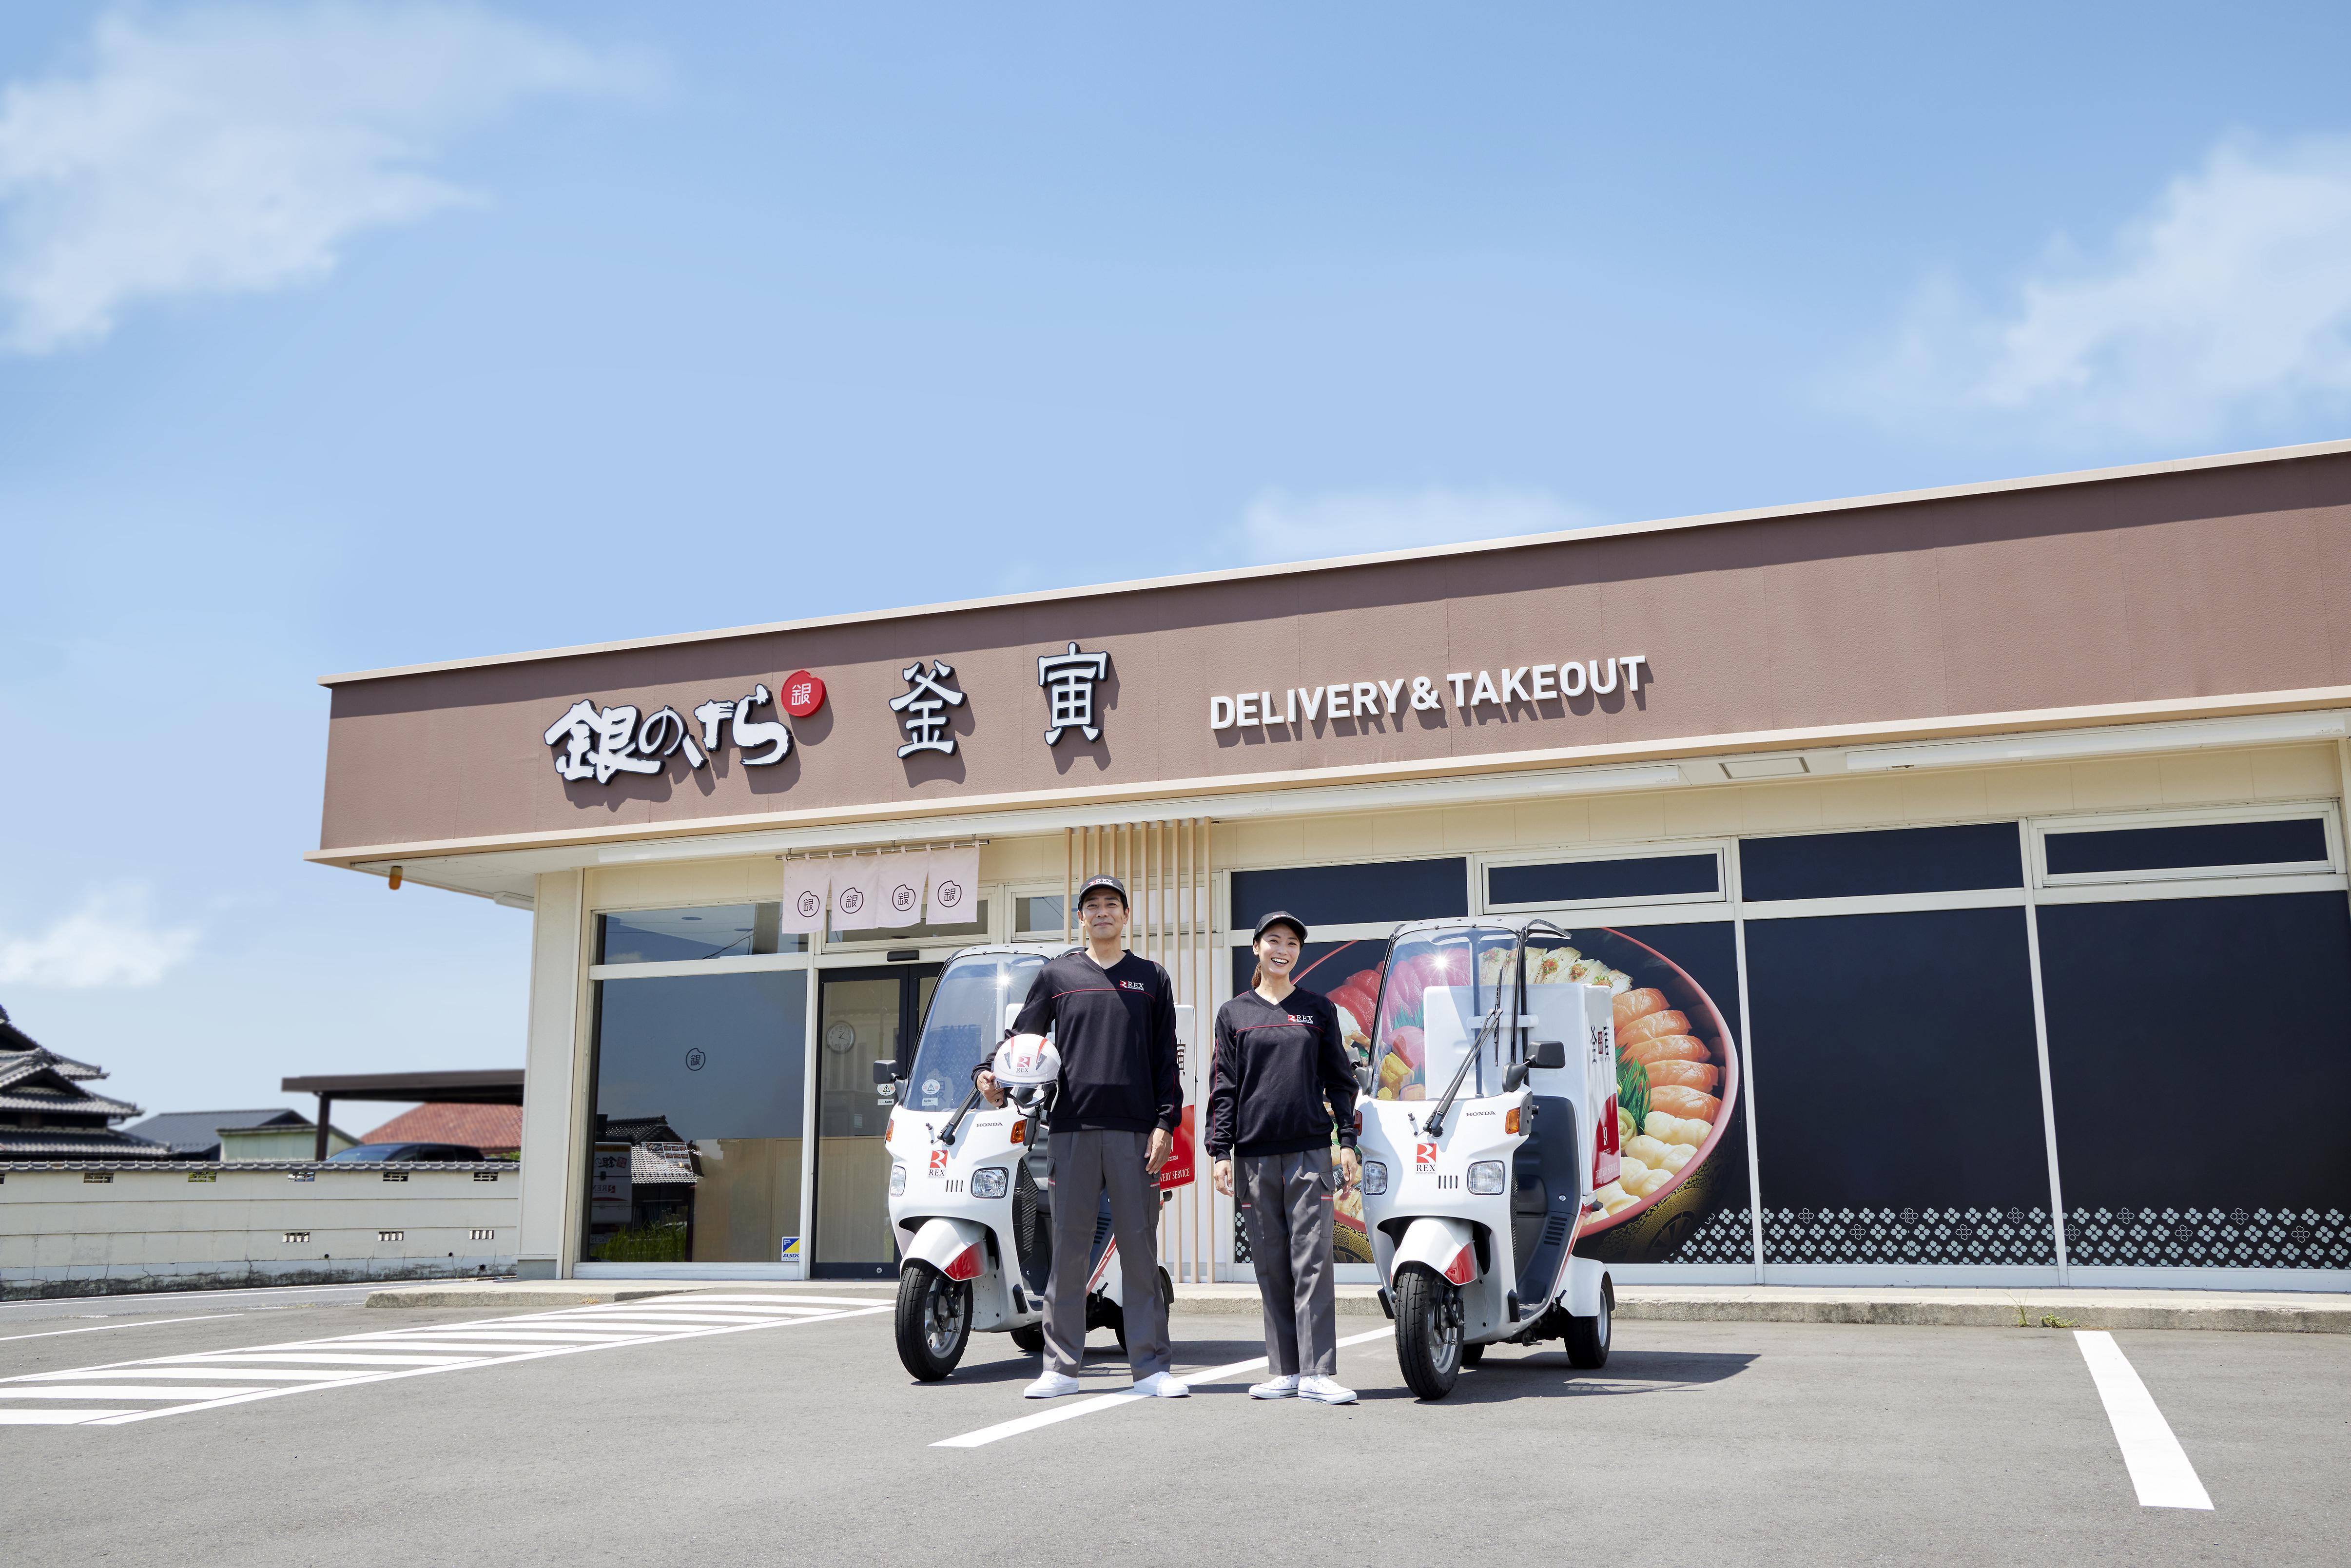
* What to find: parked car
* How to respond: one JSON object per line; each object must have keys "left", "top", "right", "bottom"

{"left": 327, "top": 1141, "right": 487, "bottom": 1162}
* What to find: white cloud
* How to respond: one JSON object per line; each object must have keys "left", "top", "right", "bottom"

{"left": 0, "top": 4, "right": 645, "bottom": 353}
{"left": 1239, "top": 486, "right": 1605, "bottom": 564}
{"left": 1858, "top": 136, "right": 2351, "bottom": 442}
{"left": 0, "top": 887, "right": 200, "bottom": 988}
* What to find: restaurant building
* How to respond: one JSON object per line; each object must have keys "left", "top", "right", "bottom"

{"left": 311, "top": 439, "right": 2351, "bottom": 1290}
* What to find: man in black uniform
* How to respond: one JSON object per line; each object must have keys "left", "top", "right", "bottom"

{"left": 1011, "top": 873, "right": 1185, "bottom": 1399}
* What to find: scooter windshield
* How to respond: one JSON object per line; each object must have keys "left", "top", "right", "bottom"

{"left": 900, "top": 951, "right": 1047, "bottom": 1112}
{"left": 1368, "top": 926, "right": 1519, "bottom": 1102}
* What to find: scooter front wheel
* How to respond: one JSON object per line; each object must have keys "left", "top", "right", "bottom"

{"left": 895, "top": 1265, "right": 972, "bottom": 1381}
{"left": 1393, "top": 1268, "right": 1463, "bottom": 1400}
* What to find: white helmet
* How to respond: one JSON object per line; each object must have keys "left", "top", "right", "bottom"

{"left": 991, "top": 1032, "right": 1060, "bottom": 1090}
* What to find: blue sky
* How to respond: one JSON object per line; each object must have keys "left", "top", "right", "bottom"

{"left": 3, "top": 1, "right": 2349, "bottom": 1125}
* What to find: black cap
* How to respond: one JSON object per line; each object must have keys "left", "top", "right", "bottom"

{"left": 1075, "top": 873, "right": 1129, "bottom": 909}
{"left": 1252, "top": 909, "right": 1308, "bottom": 943}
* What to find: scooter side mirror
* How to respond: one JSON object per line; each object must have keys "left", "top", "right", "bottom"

{"left": 869, "top": 1059, "right": 898, "bottom": 1088}
{"left": 1502, "top": 1063, "right": 1530, "bottom": 1094}
{"left": 1356, "top": 1065, "right": 1376, "bottom": 1095}
{"left": 1528, "top": 1039, "right": 1567, "bottom": 1071}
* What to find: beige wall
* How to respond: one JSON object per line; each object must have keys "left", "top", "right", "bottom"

{"left": 0, "top": 1165, "right": 518, "bottom": 1297}
{"left": 318, "top": 449, "right": 2351, "bottom": 860}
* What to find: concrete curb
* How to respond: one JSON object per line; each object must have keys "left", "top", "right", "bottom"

{"left": 366, "top": 1286, "right": 692, "bottom": 1308}
{"left": 366, "top": 1278, "right": 2351, "bottom": 1333}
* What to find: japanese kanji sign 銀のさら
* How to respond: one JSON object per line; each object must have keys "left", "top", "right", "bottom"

{"left": 544, "top": 686, "right": 792, "bottom": 781}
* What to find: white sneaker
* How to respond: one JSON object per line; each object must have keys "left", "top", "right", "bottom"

{"left": 1022, "top": 1371, "right": 1082, "bottom": 1399}
{"left": 1130, "top": 1371, "right": 1190, "bottom": 1398}
{"left": 1249, "top": 1374, "right": 1300, "bottom": 1399}
{"left": 1297, "top": 1374, "right": 1357, "bottom": 1405}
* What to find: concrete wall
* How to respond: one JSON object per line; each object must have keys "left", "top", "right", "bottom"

{"left": 0, "top": 1162, "right": 520, "bottom": 1299}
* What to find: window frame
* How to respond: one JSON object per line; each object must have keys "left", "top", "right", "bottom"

{"left": 1477, "top": 842, "right": 1730, "bottom": 915}
{"left": 2029, "top": 802, "right": 2342, "bottom": 891}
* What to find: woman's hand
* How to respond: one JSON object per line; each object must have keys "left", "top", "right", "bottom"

{"left": 974, "top": 1068, "right": 1007, "bottom": 1108}
{"left": 1338, "top": 1146, "right": 1362, "bottom": 1189}
{"left": 1212, "top": 1158, "right": 1233, "bottom": 1197}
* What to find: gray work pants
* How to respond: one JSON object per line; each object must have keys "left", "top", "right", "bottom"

{"left": 1237, "top": 1147, "right": 1338, "bottom": 1377}
{"left": 1045, "top": 1128, "right": 1170, "bottom": 1379}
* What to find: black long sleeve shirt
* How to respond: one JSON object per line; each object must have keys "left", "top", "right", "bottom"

{"left": 1012, "top": 949, "right": 1183, "bottom": 1136}
{"left": 1205, "top": 986, "right": 1359, "bottom": 1160}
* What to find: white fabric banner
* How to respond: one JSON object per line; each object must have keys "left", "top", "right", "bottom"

{"left": 779, "top": 859, "right": 831, "bottom": 932}
{"left": 925, "top": 844, "right": 981, "bottom": 924}
{"left": 830, "top": 857, "right": 883, "bottom": 929}
{"left": 877, "top": 852, "right": 930, "bottom": 927}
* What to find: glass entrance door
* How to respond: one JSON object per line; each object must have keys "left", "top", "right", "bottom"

{"left": 814, "top": 965, "right": 939, "bottom": 1278}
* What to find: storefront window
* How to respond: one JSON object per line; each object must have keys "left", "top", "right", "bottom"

{"left": 1230, "top": 857, "right": 1467, "bottom": 932}
{"left": 584, "top": 970, "right": 809, "bottom": 1265}
{"left": 1014, "top": 894, "right": 1064, "bottom": 934}
{"left": 1569, "top": 922, "right": 1753, "bottom": 1267}
{"left": 1749, "top": 908, "right": 2053, "bottom": 1265}
{"left": 2042, "top": 817, "right": 2331, "bottom": 878}
{"left": 599, "top": 904, "right": 801, "bottom": 963}
{"left": 2038, "top": 892, "right": 2351, "bottom": 1269}
{"left": 829, "top": 900, "right": 990, "bottom": 945}
{"left": 1487, "top": 852, "right": 1720, "bottom": 909}
{"left": 1740, "top": 823, "right": 2022, "bottom": 902}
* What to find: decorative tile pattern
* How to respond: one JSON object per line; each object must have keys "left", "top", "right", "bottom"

{"left": 2062, "top": 1207, "right": 2350, "bottom": 1269}
{"left": 1762, "top": 1205, "right": 2058, "bottom": 1266}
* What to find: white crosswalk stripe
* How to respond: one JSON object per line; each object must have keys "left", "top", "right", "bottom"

{"left": 0, "top": 1293, "right": 888, "bottom": 1427}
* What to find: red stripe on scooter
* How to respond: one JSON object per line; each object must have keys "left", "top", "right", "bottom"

{"left": 945, "top": 1244, "right": 982, "bottom": 1282}
{"left": 1443, "top": 1248, "right": 1475, "bottom": 1285}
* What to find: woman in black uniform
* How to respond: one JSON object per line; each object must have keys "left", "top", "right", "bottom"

{"left": 1207, "top": 910, "right": 1363, "bottom": 1405}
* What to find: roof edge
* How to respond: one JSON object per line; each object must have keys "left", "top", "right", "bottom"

{"left": 317, "top": 436, "right": 2351, "bottom": 688}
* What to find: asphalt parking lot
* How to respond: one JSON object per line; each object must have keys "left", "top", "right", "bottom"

{"left": 3, "top": 1288, "right": 2344, "bottom": 1568}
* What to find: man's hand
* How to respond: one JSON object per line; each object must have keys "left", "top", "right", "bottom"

{"left": 1211, "top": 1158, "right": 1233, "bottom": 1197}
{"left": 1338, "top": 1146, "right": 1362, "bottom": 1190}
{"left": 1146, "top": 1127, "right": 1173, "bottom": 1175}
{"left": 975, "top": 1068, "right": 1006, "bottom": 1108}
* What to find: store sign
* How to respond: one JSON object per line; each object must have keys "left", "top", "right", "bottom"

{"left": 544, "top": 684, "right": 793, "bottom": 782}
{"left": 1208, "top": 657, "right": 1649, "bottom": 731}
{"left": 589, "top": 1143, "right": 631, "bottom": 1224}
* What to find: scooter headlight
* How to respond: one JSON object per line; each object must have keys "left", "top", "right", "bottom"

{"left": 971, "top": 1165, "right": 1010, "bottom": 1200}
{"left": 1360, "top": 1161, "right": 1387, "bottom": 1196}
{"left": 889, "top": 1163, "right": 906, "bottom": 1196}
{"left": 1467, "top": 1160, "right": 1506, "bottom": 1196}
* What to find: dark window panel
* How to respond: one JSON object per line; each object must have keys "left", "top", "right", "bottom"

{"left": 1748, "top": 908, "right": 2053, "bottom": 1265}
{"left": 1488, "top": 854, "right": 1719, "bottom": 907}
{"left": 1740, "top": 823, "right": 2022, "bottom": 902}
{"left": 1229, "top": 858, "right": 1466, "bottom": 931}
{"left": 2038, "top": 893, "right": 2351, "bottom": 1268}
{"left": 2044, "top": 818, "right": 2329, "bottom": 877}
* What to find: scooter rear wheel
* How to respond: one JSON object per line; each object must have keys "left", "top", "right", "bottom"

{"left": 895, "top": 1265, "right": 972, "bottom": 1381}
{"left": 1460, "top": 1343, "right": 1485, "bottom": 1368}
{"left": 1010, "top": 1322, "right": 1046, "bottom": 1354}
{"left": 1393, "top": 1268, "right": 1463, "bottom": 1400}
{"left": 1564, "top": 1275, "right": 1613, "bottom": 1369}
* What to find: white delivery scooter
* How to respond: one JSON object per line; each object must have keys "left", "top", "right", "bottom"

{"left": 1356, "top": 919, "right": 1619, "bottom": 1399}
{"left": 875, "top": 946, "right": 1177, "bottom": 1381}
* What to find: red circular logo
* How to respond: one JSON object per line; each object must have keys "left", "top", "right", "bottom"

{"left": 781, "top": 671, "right": 825, "bottom": 718}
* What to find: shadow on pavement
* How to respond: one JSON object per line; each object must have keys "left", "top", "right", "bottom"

{"left": 1355, "top": 1348, "right": 1760, "bottom": 1404}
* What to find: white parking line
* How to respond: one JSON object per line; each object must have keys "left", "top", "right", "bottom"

{"left": 0, "top": 1294, "right": 890, "bottom": 1428}
{"left": 933, "top": 1326, "right": 1396, "bottom": 1450}
{"left": 2074, "top": 1330, "right": 2214, "bottom": 1510}
{"left": 0, "top": 1314, "right": 243, "bottom": 1345}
